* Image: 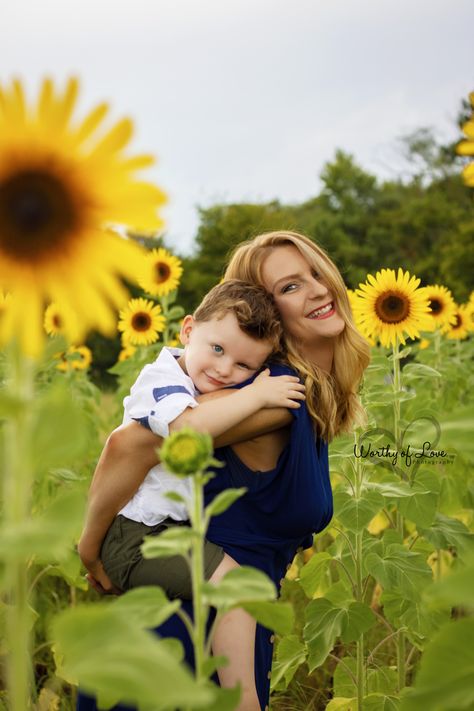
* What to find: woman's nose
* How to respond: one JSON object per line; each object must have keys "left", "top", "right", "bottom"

{"left": 308, "top": 278, "right": 329, "bottom": 299}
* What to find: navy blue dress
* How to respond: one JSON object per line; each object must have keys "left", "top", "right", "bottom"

{"left": 77, "top": 363, "right": 333, "bottom": 710}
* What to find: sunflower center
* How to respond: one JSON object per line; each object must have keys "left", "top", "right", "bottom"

{"left": 0, "top": 170, "right": 77, "bottom": 261}
{"left": 453, "top": 314, "right": 461, "bottom": 329}
{"left": 53, "top": 314, "right": 63, "bottom": 328}
{"left": 375, "top": 291, "right": 409, "bottom": 324}
{"left": 131, "top": 312, "right": 152, "bottom": 331}
{"left": 429, "top": 298, "right": 442, "bottom": 315}
{"left": 155, "top": 262, "right": 171, "bottom": 283}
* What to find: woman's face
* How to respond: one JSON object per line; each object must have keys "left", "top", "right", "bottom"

{"left": 260, "top": 245, "right": 346, "bottom": 347}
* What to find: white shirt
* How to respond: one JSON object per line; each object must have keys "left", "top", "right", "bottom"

{"left": 118, "top": 347, "right": 198, "bottom": 525}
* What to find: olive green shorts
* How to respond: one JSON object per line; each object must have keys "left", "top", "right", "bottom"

{"left": 101, "top": 514, "right": 225, "bottom": 599}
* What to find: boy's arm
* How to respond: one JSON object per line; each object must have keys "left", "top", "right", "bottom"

{"left": 169, "top": 369, "right": 304, "bottom": 437}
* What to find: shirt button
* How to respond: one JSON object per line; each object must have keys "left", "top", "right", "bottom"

{"left": 270, "top": 634, "right": 275, "bottom": 644}
{"left": 279, "top": 578, "right": 284, "bottom": 586}
{"left": 264, "top": 706, "right": 269, "bottom": 711}
{"left": 267, "top": 671, "right": 272, "bottom": 680}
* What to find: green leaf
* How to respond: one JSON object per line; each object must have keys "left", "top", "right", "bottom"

{"left": 334, "top": 490, "right": 384, "bottom": 532}
{"left": 200, "top": 684, "right": 242, "bottom": 711}
{"left": 164, "top": 491, "right": 187, "bottom": 504}
{"left": 299, "top": 551, "right": 332, "bottom": 598}
{"left": 333, "top": 656, "right": 357, "bottom": 697}
{"left": 52, "top": 605, "right": 215, "bottom": 709}
{"left": 112, "top": 587, "right": 181, "bottom": 629}
{"left": 303, "top": 599, "right": 374, "bottom": 671}
{"left": 270, "top": 635, "right": 307, "bottom": 690}
{"left": 326, "top": 698, "right": 358, "bottom": 711}
{"left": 398, "top": 472, "right": 439, "bottom": 528}
{"left": 166, "top": 305, "right": 185, "bottom": 321}
{"left": 204, "top": 487, "right": 247, "bottom": 518}
{"left": 365, "top": 544, "right": 432, "bottom": 600}
{"left": 402, "top": 363, "right": 441, "bottom": 380}
{"left": 241, "top": 601, "right": 294, "bottom": 635}
{"left": 141, "top": 526, "right": 197, "bottom": 559}
{"left": 367, "top": 666, "right": 398, "bottom": 695}
{"left": 364, "top": 694, "right": 400, "bottom": 710}
{"left": 425, "top": 558, "right": 474, "bottom": 608}
{"left": 382, "top": 591, "right": 449, "bottom": 644}
{"left": 420, "top": 514, "right": 474, "bottom": 556}
{"left": 201, "top": 566, "right": 276, "bottom": 608}
{"left": 365, "top": 480, "right": 415, "bottom": 498}
{"left": 0, "top": 490, "right": 84, "bottom": 561}
{"left": 400, "top": 618, "right": 474, "bottom": 711}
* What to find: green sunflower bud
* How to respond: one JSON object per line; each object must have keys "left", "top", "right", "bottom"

{"left": 160, "top": 427, "right": 213, "bottom": 476}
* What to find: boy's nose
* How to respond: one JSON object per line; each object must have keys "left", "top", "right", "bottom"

{"left": 215, "top": 359, "right": 232, "bottom": 378}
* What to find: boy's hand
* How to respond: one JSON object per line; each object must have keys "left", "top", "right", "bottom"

{"left": 250, "top": 369, "right": 305, "bottom": 409}
{"left": 84, "top": 559, "right": 122, "bottom": 596}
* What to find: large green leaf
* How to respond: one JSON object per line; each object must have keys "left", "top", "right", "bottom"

{"left": 299, "top": 551, "right": 332, "bottom": 598}
{"left": 112, "top": 587, "right": 181, "bottom": 629}
{"left": 270, "top": 635, "right": 307, "bottom": 691}
{"left": 365, "top": 544, "right": 432, "bottom": 600}
{"left": 400, "top": 618, "right": 474, "bottom": 711}
{"left": 364, "top": 694, "right": 400, "bottom": 710}
{"left": 333, "top": 656, "right": 357, "bottom": 698}
{"left": 334, "top": 490, "right": 384, "bottom": 532}
{"left": 52, "top": 605, "right": 215, "bottom": 709}
{"left": 304, "top": 599, "right": 375, "bottom": 671}
{"left": 325, "top": 698, "right": 357, "bottom": 711}
{"left": 241, "top": 600, "right": 294, "bottom": 635}
{"left": 424, "top": 558, "right": 474, "bottom": 608}
{"left": 201, "top": 566, "right": 276, "bottom": 608}
{"left": 398, "top": 470, "right": 439, "bottom": 528}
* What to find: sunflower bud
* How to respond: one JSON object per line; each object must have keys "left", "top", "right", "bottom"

{"left": 160, "top": 428, "right": 213, "bottom": 476}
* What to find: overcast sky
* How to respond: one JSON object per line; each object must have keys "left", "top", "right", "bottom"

{"left": 3, "top": 0, "right": 473, "bottom": 253}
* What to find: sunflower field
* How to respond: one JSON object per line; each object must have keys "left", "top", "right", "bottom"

{"left": 0, "top": 78, "right": 473, "bottom": 711}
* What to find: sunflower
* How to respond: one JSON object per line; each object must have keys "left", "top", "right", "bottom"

{"left": 44, "top": 301, "right": 79, "bottom": 339}
{"left": 138, "top": 247, "right": 183, "bottom": 297}
{"left": 346, "top": 288, "right": 375, "bottom": 346}
{"left": 354, "top": 268, "right": 432, "bottom": 348}
{"left": 418, "top": 284, "right": 457, "bottom": 332}
{"left": 118, "top": 344, "right": 137, "bottom": 361}
{"left": 118, "top": 297, "right": 165, "bottom": 345}
{"left": 0, "top": 77, "right": 167, "bottom": 356}
{"left": 56, "top": 345, "right": 92, "bottom": 371}
{"left": 464, "top": 300, "right": 474, "bottom": 332}
{"left": 446, "top": 305, "right": 470, "bottom": 340}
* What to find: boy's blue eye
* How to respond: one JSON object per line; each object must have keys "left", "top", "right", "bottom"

{"left": 212, "top": 345, "right": 223, "bottom": 354}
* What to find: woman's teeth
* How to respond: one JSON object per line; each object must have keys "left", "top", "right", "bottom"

{"left": 308, "top": 303, "right": 333, "bottom": 319}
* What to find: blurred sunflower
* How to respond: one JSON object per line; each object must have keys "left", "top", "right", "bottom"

{"left": 346, "top": 288, "right": 375, "bottom": 346}
{"left": 456, "top": 91, "right": 474, "bottom": 186}
{"left": 354, "top": 268, "right": 432, "bottom": 348}
{"left": 118, "top": 297, "right": 165, "bottom": 345}
{"left": 446, "top": 305, "right": 470, "bottom": 340}
{"left": 138, "top": 247, "right": 183, "bottom": 297}
{"left": 419, "top": 284, "right": 457, "bottom": 332}
{"left": 464, "top": 299, "right": 474, "bottom": 332}
{"left": 56, "top": 345, "right": 92, "bottom": 371}
{"left": 44, "top": 301, "right": 79, "bottom": 339}
{"left": 0, "top": 77, "right": 166, "bottom": 355}
{"left": 118, "top": 344, "right": 137, "bottom": 361}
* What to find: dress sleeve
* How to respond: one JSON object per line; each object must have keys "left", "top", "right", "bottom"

{"left": 123, "top": 359, "right": 198, "bottom": 437}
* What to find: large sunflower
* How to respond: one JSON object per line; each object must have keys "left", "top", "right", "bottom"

{"left": 418, "top": 284, "right": 457, "bottom": 332}
{"left": 118, "top": 297, "right": 166, "bottom": 345}
{"left": 138, "top": 247, "right": 183, "bottom": 297}
{"left": 0, "top": 77, "right": 166, "bottom": 355}
{"left": 446, "top": 305, "right": 470, "bottom": 340}
{"left": 354, "top": 268, "right": 432, "bottom": 348}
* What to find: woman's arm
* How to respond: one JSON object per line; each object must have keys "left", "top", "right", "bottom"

{"left": 78, "top": 392, "right": 292, "bottom": 590}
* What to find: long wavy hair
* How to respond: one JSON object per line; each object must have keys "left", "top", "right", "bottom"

{"left": 224, "top": 231, "right": 370, "bottom": 441}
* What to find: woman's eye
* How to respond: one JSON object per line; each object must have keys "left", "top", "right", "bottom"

{"left": 311, "top": 269, "right": 321, "bottom": 280}
{"left": 212, "top": 345, "right": 223, "bottom": 354}
{"left": 282, "top": 283, "right": 298, "bottom": 293}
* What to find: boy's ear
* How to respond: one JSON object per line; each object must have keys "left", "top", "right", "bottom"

{"left": 179, "top": 315, "right": 194, "bottom": 345}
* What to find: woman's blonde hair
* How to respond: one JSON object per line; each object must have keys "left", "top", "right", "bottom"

{"left": 224, "top": 231, "right": 370, "bottom": 441}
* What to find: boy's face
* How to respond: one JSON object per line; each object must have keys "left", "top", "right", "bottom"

{"left": 179, "top": 312, "right": 273, "bottom": 393}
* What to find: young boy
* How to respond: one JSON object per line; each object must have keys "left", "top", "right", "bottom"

{"left": 79, "top": 279, "right": 305, "bottom": 711}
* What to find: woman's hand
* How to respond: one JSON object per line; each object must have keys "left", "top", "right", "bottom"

{"left": 250, "top": 369, "right": 305, "bottom": 409}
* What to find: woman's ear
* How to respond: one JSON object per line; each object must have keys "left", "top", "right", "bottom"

{"left": 179, "top": 315, "right": 195, "bottom": 345}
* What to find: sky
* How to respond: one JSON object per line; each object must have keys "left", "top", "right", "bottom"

{"left": 2, "top": 0, "right": 473, "bottom": 254}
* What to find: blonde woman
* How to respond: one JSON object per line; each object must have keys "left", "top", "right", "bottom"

{"left": 78, "top": 231, "right": 370, "bottom": 711}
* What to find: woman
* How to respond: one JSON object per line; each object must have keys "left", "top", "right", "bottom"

{"left": 78, "top": 231, "right": 370, "bottom": 711}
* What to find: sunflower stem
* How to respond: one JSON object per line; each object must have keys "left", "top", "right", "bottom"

{"left": 392, "top": 338, "right": 406, "bottom": 689}
{"left": 189, "top": 471, "right": 207, "bottom": 683}
{"left": 353, "top": 430, "right": 366, "bottom": 708}
{"left": 2, "top": 345, "right": 35, "bottom": 709}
